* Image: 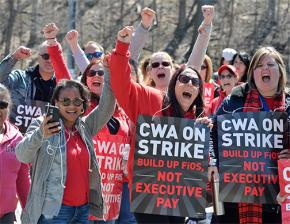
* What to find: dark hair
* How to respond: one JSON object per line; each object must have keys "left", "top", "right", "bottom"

{"left": 219, "top": 57, "right": 226, "bottom": 67}
{"left": 231, "top": 51, "right": 251, "bottom": 82}
{"left": 0, "top": 83, "right": 12, "bottom": 112}
{"left": 51, "top": 79, "right": 89, "bottom": 112}
{"left": 81, "top": 61, "right": 101, "bottom": 103}
{"left": 163, "top": 65, "right": 204, "bottom": 118}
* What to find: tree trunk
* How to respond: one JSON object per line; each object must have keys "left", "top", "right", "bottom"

{"left": 164, "top": 0, "right": 188, "bottom": 58}
{"left": 4, "top": 0, "right": 16, "bottom": 55}
{"left": 26, "top": 0, "right": 38, "bottom": 48}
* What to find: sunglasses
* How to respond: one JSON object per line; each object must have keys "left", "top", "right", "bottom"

{"left": 58, "top": 98, "right": 84, "bottom": 107}
{"left": 220, "top": 74, "right": 234, "bottom": 80}
{"left": 85, "top": 52, "right": 103, "bottom": 60}
{"left": 178, "top": 74, "right": 200, "bottom": 87}
{"left": 201, "top": 65, "right": 208, "bottom": 70}
{"left": 87, "top": 70, "right": 104, "bottom": 77}
{"left": 40, "top": 53, "right": 50, "bottom": 60}
{"left": 0, "top": 100, "right": 9, "bottom": 109}
{"left": 151, "top": 61, "right": 171, "bottom": 68}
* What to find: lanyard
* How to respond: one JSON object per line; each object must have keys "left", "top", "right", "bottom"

{"left": 259, "top": 95, "right": 270, "bottom": 112}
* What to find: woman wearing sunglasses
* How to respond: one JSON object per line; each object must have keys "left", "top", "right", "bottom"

{"left": 41, "top": 23, "right": 136, "bottom": 224}
{"left": 16, "top": 78, "right": 115, "bottom": 223}
{"left": 65, "top": 7, "right": 154, "bottom": 83}
{"left": 0, "top": 84, "right": 30, "bottom": 224}
{"left": 144, "top": 6, "right": 212, "bottom": 93}
{"left": 15, "top": 26, "right": 116, "bottom": 224}
{"left": 109, "top": 5, "right": 214, "bottom": 223}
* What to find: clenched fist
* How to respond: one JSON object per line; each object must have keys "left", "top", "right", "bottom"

{"left": 65, "top": 30, "right": 79, "bottom": 47}
{"left": 12, "top": 46, "right": 31, "bottom": 60}
{"left": 42, "top": 23, "right": 59, "bottom": 39}
{"left": 201, "top": 5, "right": 215, "bottom": 25}
{"left": 141, "top": 7, "right": 156, "bottom": 29}
{"left": 117, "top": 26, "right": 135, "bottom": 43}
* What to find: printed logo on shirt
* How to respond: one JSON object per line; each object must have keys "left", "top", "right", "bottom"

{"left": 6, "top": 146, "right": 15, "bottom": 152}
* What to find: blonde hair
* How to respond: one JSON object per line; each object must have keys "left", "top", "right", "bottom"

{"left": 146, "top": 52, "right": 173, "bottom": 87}
{"left": 247, "top": 47, "right": 287, "bottom": 95}
{"left": 203, "top": 55, "right": 213, "bottom": 83}
{"left": 84, "top": 41, "right": 104, "bottom": 53}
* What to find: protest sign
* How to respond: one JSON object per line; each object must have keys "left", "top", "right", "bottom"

{"left": 132, "top": 115, "right": 210, "bottom": 218}
{"left": 92, "top": 133, "right": 129, "bottom": 220}
{"left": 278, "top": 159, "right": 290, "bottom": 224}
{"left": 217, "top": 112, "right": 288, "bottom": 204}
{"left": 10, "top": 99, "right": 47, "bottom": 133}
{"left": 203, "top": 82, "right": 214, "bottom": 111}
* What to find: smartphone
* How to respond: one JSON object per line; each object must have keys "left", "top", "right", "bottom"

{"left": 45, "top": 104, "right": 60, "bottom": 124}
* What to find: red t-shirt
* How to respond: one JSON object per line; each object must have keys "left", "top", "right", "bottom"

{"left": 62, "top": 128, "right": 89, "bottom": 206}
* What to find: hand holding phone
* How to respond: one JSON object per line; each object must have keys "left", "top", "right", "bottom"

{"left": 42, "top": 105, "right": 61, "bottom": 138}
{"left": 45, "top": 104, "right": 60, "bottom": 123}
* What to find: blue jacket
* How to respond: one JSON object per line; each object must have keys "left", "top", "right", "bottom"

{"left": 0, "top": 55, "right": 56, "bottom": 103}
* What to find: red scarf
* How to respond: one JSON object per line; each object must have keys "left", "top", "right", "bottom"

{"left": 239, "top": 89, "right": 285, "bottom": 224}
{"left": 162, "top": 105, "right": 197, "bottom": 119}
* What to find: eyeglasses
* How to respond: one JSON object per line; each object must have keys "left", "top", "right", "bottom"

{"left": 201, "top": 65, "right": 208, "bottom": 70}
{"left": 40, "top": 53, "right": 50, "bottom": 60}
{"left": 151, "top": 61, "right": 171, "bottom": 68}
{"left": 178, "top": 74, "right": 200, "bottom": 86}
{"left": 0, "top": 100, "right": 9, "bottom": 109}
{"left": 85, "top": 52, "right": 103, "bottom": 60}
{"left": 220, "top": 74, "right": 234, "bottom": 80}
{"left": 58, "top": 98, "right": 84, "bottom": 107}
{"left": 87, "top": 70, "right": 104, "bottom": 77}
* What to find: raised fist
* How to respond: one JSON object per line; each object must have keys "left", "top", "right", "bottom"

{"left": 117, "top": 26, "right": 134, "bottom": 43}
{"left": 65, "top": 30, "right": 79, "bottom": 47}
{"left": 12, "top": 46, "right": 31, "bottom": 60}
{"left": 42, "top": 23, "right": 59, "bottom": 39}
{"left": 201, "top": 5, "right": 214, "bottom": 25}
{"left": 141, "top": 7, "right": 156, "bottom": 29}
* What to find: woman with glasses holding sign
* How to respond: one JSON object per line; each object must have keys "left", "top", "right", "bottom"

{"left": 0, "top": 84, "right": 30, "bottom": 224}
{"left": 15, "top": 27, "right": 116, "bottom": 223}
{"left": 209, "top": 47, "right": 290, "bottom": 223}
{"left": 109, "top": 5, "right": 214, "bottom": 223}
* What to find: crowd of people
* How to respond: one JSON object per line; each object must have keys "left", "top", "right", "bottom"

{"left": 0, "top": 4, "right": 289, "bottom": 224}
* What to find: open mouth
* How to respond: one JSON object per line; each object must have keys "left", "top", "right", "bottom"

{"left": 66, "top": 110, "right": 77, "bottom": 114}
{"left": 182, "top": 91, "right": 192, "bottom": 99}
{"left": 262, "top": 75, "right": 270, "bottom": 83}
{"left": 157, "top": 73, "right": 166, "bottom": 79}
{"left": 92, "top": 81, "right": 102, "bottom": 87}
{"left": 223, "top": 83, "right": 230, "bottom": 87}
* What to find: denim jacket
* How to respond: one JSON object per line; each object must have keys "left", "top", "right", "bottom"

{"left": 16, "top": 68, "right": 116, "bottom": 224}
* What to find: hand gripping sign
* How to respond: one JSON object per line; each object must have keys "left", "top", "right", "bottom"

{"left": 131, "top": 115, "right": 210, "bottom": 218}
{"left": 217, "top": 111, "right": 288, "bottom": 204}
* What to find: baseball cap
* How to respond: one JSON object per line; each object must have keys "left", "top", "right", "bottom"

{"left": 218, "top": 64, "right": 238, "bottom": 76}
